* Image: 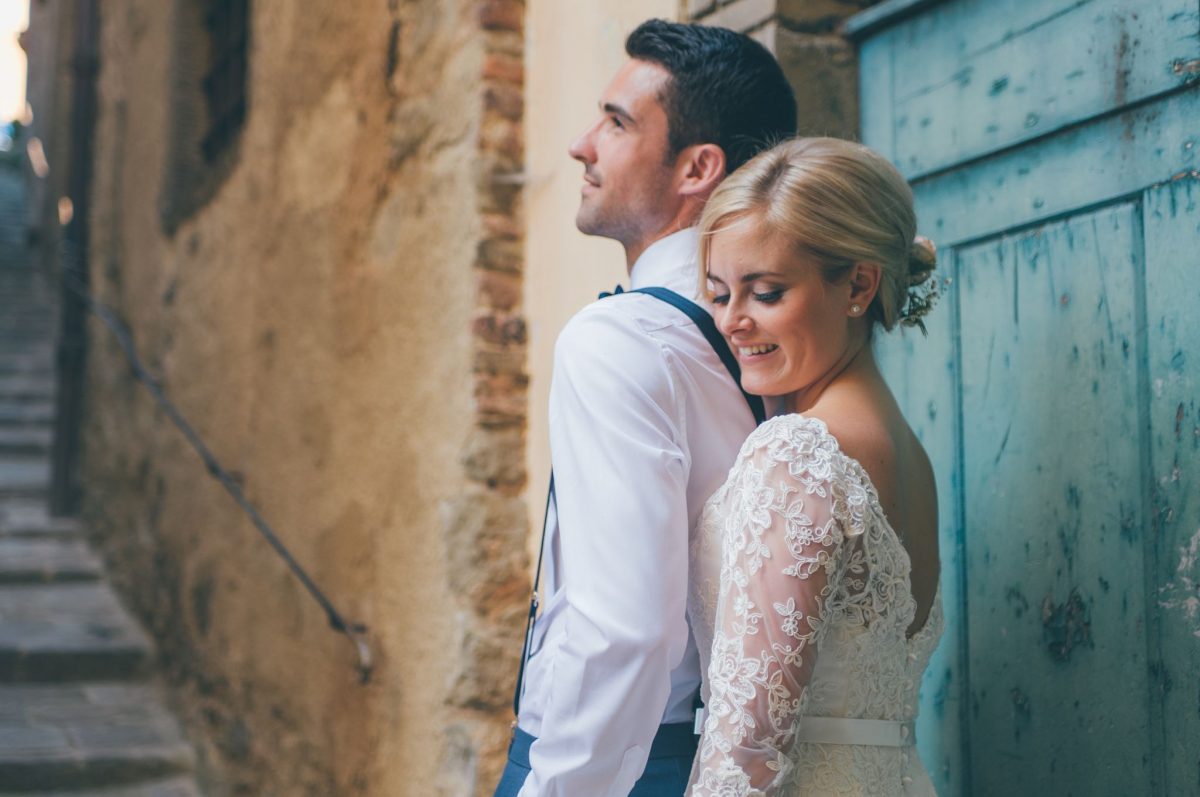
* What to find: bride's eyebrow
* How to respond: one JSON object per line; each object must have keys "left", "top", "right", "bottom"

{"left": 706, "top": 273, "right": 727, "bottom": 286}
{"left": 740, "top": 271, "right": 785, "bottom": 282}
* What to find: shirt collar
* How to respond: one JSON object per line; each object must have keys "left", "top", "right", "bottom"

{"left": 629, "top": 228, "right": 702, "bottom": 301}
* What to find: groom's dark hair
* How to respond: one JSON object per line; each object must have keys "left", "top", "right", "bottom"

{"left": 626, "top": 19, "right": 798, "bottom": 173}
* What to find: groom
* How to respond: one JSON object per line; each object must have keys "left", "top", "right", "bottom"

{"left": 496, "top": 20, "right": 797, "bottom": 797}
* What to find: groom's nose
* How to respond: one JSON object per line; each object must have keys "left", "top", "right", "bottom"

{"left": 568, "top": 119, "right": 600, "bottom": 164}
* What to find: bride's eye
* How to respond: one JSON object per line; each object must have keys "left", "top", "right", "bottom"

{"left": 753, "top": 289, "right": 783, "bottom": 304}
{"left": 711, "top": 293, "right": 731, "bottom": 305}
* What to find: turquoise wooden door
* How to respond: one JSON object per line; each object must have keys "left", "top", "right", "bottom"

{"left": 850, "top": 1, "right": 1200, "bottom": 794}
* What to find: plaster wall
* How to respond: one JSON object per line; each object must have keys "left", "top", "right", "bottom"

{"left": 523, "top": 0, "right": 681, "bottom": 542}
{"left": 78, "top": 1, "right": 526, "bottom": 794}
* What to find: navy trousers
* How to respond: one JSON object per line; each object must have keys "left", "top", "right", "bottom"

{"left": 492, "top": 723, "right": 697, "bottom": 797}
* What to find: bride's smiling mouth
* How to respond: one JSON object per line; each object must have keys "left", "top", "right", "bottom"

{"left": 737, "top": 343, "right": 779, "bottom": 359}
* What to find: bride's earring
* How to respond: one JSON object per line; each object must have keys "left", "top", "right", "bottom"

{"left": 850, "top": 304, "right": 862, "bottom": 316}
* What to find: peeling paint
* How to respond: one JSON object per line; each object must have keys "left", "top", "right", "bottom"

{"left": 1159, "top": 528, "right": 1200, "bottom": 636}
{"left": 1172, "top": 58, "right": 1200, "bottom": 77}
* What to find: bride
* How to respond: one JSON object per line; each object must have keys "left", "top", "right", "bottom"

{"left": 687, "top": 137, "right": 943, "bottom": 796}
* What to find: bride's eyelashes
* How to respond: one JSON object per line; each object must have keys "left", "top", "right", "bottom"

{"left": 711, "top": 289, "right": 786, "bottom": 306}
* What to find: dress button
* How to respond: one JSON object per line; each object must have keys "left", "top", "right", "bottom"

{"left": 902, "top": 776, "right": 914, "bottom": 785}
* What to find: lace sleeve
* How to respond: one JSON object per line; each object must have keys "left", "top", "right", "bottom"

{"left": 688, "top": 429, "right": 854, "bottom": 796}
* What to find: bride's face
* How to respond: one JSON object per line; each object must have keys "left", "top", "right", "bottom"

{"left": 706, "top": 221, "right": 856, "bottom": 399}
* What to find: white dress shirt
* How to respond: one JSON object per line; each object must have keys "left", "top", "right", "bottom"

{"left": 517, "top": 228, "right": 758, "bottom": 796}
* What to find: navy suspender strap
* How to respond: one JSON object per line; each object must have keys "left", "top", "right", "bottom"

{"left": 512, "top": 286, "right": 766, "bottom": 717}
{"left": 628, "top": 287, "right": 766, "bottom": 425}
{"left": 512, "top": 470, "right": 554, "bottom": 716}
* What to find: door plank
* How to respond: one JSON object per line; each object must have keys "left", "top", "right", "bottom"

{"left": 911, "top": 88, "right": 1199, "bottom": 248}
{"left": 1143, "top": 178, "right": 1200, "bottom": 797}
{"left": 958, "top": 203, "right": 1152, "bottom": 795}
{"left": 884, "top": 0, "right": 1199, "bottom": 179}
{"left": 876, "top": 248, "right": 965, "bottom": 797}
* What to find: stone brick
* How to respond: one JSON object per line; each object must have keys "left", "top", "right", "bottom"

{"left": 480, "top": 116, "right": 524, "bottom": 167}
{"left": 776, "top": 30, "right": 859, "bottom": 138}
{"left": 441, "top": 490, "right": 529, "bottom": 603}
{"left": 478, "top": 172, "right": 522, "bottom": 216}
{"left": 699, "top": 0, "right": 776, "bottom": 32}
{"left": 479, "top": 0, "right": 523, "bottom": 33}
{"left": 482, "top": 53, "right": 524, "bottom": 85}
{"left": 477, "top": 238, "right": 523, "bottom": 274}
{"left": 476, "top": 269, "right": 522, "bottom": 312}
{"left": 473, "top": 348, "right": 526, "bottom": 377}
{"left": 484, "top": 83, "right": 524, "bottom": 122}
{"left": 461, "top": 427, "right": 526, "bottom": 488}
{"left": 777, "top": 0, "right": 874, "bottom": 32}
{"left": 447, "top": 618, "right": 523, "bottom": 710}
{"left": 471, "top": 312, "right": 527, "bottom": 347}
{"left": 481, "top": 212, "right": 522, "bottom": 242}
{"left": 474, "top": 372, "right": 528, "bottom": 428}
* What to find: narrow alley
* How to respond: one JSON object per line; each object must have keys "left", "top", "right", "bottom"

{"left": 0, "top": 166, "right": 201, "bottom": 795}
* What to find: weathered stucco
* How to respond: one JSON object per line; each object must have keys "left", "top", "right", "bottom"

{"left": 79, "top": 1, "right": 527, "bottom": 794}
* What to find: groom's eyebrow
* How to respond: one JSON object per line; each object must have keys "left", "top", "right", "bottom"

{"left": 602, "top": 102, "right": 635, "bottom": 126}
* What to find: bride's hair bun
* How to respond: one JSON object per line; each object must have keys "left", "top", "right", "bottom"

{"left": 900, "top": 236, "right": 940, "bottom": 334}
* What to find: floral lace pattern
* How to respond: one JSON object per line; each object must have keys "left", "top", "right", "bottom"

{"left": 687, "top": 415, "right": 943, "bottom": 796}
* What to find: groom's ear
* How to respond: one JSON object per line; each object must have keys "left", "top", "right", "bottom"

{"left": 677, "top": 143, "right": 727, "bottom": 199}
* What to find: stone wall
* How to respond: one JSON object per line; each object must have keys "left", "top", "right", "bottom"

{"left": 75, "top": 0, "right": 527, "bottom": 794}
{"left": 690, "top": 0, "right": 884, "bottom": 138}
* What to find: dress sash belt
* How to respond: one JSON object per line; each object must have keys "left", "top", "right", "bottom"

{"left": 796, "top": 717, "right": 915, "bottom": 747}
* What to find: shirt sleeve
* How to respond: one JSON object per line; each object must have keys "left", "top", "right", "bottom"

{"left": 687, "top": 432, "right": 851, "bottom": 796}
{"left": 520, "top": 302, "right": 691, "bottom": 797}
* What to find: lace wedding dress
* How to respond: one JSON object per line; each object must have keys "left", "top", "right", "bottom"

{"left": 687, "top": 414, "right": 943, "bottom": 796}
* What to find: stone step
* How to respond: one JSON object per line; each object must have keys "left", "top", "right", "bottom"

{"left": 0, "top": 349, "right": 54, "bottom": 362}
{"left": 0, "top": 684, "right": 194, "bottom": 792}
{"left": 0, "top": 367, "right": 53, "bottom": 383}
{"left": 0, "top": 777, "right": 202, "bottom": 797}
{"left": 0, "top": 459, "right": 50, "bottom": 500}
{"left": 0, "top": 502, "right": 81, "bottom": 540}
{"left": 0, "top": 584, "right": 153, "bottom": 682}
{"left": 0, "top": 428, "right": 52, "bottom": 457}
{"left": 0, "top": 378, "right": 55, "bottom": 403}
{"left": 0, "top": 540, "right": 102, "bottom": 585}
{"left": 0, "top": 405, "right": 54, "bottom": 427}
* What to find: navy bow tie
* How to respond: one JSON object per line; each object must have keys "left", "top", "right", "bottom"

{"left": 598, "top": 284, "right": 625, "bottom": 299}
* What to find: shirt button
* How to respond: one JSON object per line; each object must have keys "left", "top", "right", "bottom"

{"left": 902, "top": 776, "right": 914, "bottom": 785}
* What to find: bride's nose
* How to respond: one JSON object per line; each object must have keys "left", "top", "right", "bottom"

{"left": 717, "top": 302, "right": 753, "bottom": 338}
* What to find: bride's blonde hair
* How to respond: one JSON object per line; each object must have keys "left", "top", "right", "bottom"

{"left": 698, "top": 137, "right": 937, "bottom": 332}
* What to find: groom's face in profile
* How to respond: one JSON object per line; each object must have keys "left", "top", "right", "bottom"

{"left": 568, "top": 59, "right": 681, "bottom": 250}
